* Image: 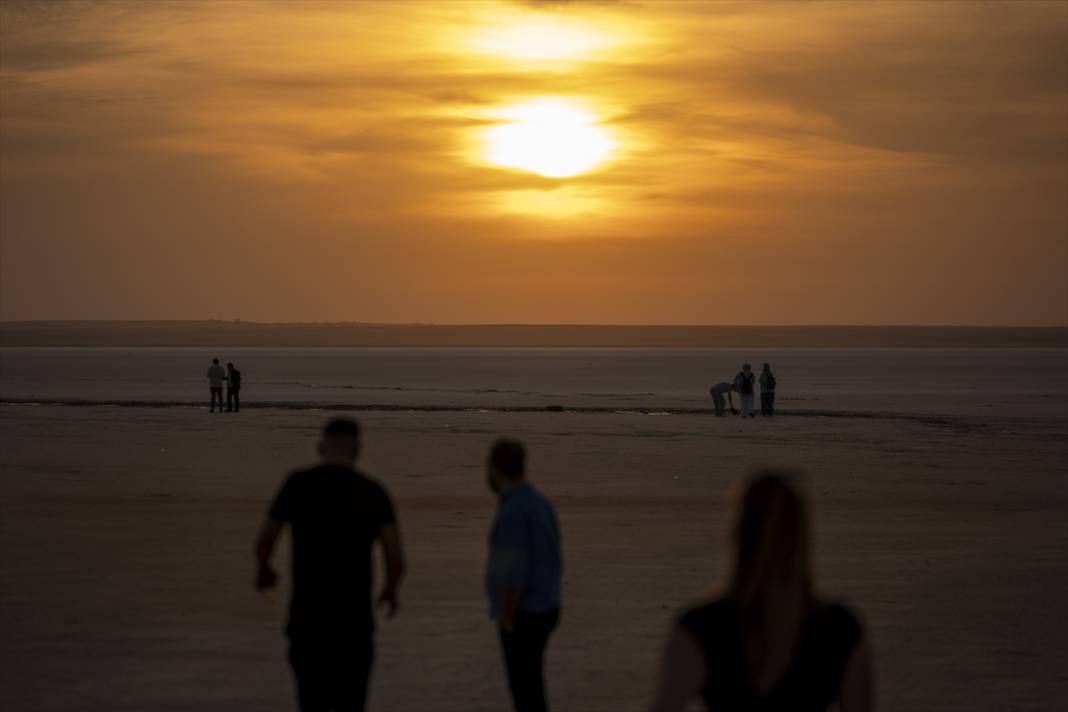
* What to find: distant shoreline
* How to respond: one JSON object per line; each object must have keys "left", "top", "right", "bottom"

{"left": 1, "top": 321, "right": 1064, "bottom": 348}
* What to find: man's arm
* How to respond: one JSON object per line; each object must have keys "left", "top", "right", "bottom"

{"left": 488, "top": 513, "right": 530, "bottom": 632}
{"left": 500, "top": 590, "right": 522, "bottom": 633}
{"left": 254, "top": 517, "right": 284, "bottom": 590}
{"left": 377, "top": 522, "right": 406, "bottom": 618}
{"left": 496, "top": 531, "right": 529, "bottom": 632}
{"left": 839, "top": 638, "right": 874, "bottom": 712}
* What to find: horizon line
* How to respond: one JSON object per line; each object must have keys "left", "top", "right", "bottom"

{"left": 2, "top": 320, "right": 1066, "bottom": 329}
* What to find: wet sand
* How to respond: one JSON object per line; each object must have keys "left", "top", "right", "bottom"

{"left": 1, "top": 405, "right": 1066, "bottom": 711}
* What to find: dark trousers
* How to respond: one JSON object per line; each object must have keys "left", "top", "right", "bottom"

{"left": 710, "top": 389, "right": 726, "bottom": 416}
{"left": 499, "top": 609, "right": 560, "bottom": 712}
{"left": 227, "top": 387, "right": 240, "bottom": 411}
{"left": 288, "top": 638, "right": 374, "bottom": 712}
{"left": 209, "top": 387, "right": 223, "bottom": 411}
{"left": 761, "top": 391, "right": 775, "bottom": 416}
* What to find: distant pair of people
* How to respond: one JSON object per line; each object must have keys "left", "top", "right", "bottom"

{"left": 710, "top": 363, "right": 776, "bottom": 417}
{"left": 205, "top": 358, "right": 242, "bottom": 412}
{"left": 254, "top": 421, "right": 561, "bottom": 712}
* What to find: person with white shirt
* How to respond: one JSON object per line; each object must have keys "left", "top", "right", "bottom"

{"left": 206, "top": 358, "right": 226, "bottom": 413}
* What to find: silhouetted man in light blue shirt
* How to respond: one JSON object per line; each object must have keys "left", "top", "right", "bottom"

{"left": 485, "top": 439, "right": 562, "bottom": 712}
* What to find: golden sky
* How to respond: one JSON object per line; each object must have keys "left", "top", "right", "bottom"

{"left": 1, "top": 0, "right": 1065, "bottom": 324}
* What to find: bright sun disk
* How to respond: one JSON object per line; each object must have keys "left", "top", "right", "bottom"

{"left": 482, "top": 100, "right": 617, "bottom": 179}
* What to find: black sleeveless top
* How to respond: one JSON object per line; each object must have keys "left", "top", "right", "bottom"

{"left": 679, "top": 598, "right": 862, "bottom": 711}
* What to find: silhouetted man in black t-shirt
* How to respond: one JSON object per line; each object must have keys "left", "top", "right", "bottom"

{"left": 255, "top": 418, "right": 406, "bottom": 712}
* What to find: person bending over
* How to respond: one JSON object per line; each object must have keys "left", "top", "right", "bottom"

{"left": 709, "top": 382, "right": 738, "bottom": 417}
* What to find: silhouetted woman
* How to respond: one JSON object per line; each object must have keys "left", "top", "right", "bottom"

{"left": 648, "top": 472, "right": 873, "bottom": 711}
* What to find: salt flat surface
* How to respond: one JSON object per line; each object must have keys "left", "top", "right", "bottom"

{"left": 1, "top": 349, "right": 1066, "bottom": 710}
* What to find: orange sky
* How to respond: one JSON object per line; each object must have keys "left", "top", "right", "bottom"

{"left": 1, "top": 0, "right": 1065, "bottom": 325}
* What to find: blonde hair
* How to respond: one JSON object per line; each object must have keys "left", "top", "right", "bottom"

{"left": 728, "top": 471, "right": 813, "bottom": 695}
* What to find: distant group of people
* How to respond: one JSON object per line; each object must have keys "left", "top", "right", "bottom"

{"left": 254, "top": 418, "right": 872, "bottom": 712}
{"left": 710, "top": 362, "right": 777, "bottom": 417}
{"left": 207, "top": 358, "right": 780, "bottom": 421}
{"left": 206, "top": 358, "right": 242, "bottom": 412}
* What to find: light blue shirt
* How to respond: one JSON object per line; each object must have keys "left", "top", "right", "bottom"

{"left": 485, "top": 483, "right": 562, "bottom": 619}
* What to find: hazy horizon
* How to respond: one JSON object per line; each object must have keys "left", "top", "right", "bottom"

{"left": 3, "top": 320, "right": 1064, "bottom": 349}
{"left": 3, "top": 318, "right": 1068, "bottom": 327}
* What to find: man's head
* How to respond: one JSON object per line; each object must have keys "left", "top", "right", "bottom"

{"left": 742, "top": 363, "right": 752, "bottom": 374}
{"left": 487, "top": 438, "right": 526, "bottom": 495}
{"left": 227, "top": 362, "right": 234, "bottom": 369}
{"left": 318, "top": 418, "right": 361, "bottom": 464}
{"left": 212, "top": 358, "right": 219, "bottom": 365}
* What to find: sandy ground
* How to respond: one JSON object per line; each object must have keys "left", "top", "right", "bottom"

{"left": 1, "top": 404, "right": 1066, "bottom": 711}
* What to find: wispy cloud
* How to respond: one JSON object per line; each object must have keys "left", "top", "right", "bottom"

{"left": 1, "top": 0, "right": 1064, "bottom": 324}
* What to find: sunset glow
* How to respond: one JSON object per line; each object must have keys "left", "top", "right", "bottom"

{"left": 470, "top": 18, "right": 616, "bottom": 62}
{"left": 482, "top": 100, "right": 617, "bottom": 178}
{"left": 0, "top": 0, "right": 1064, "bottom": 325}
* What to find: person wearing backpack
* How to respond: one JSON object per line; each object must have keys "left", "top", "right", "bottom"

{"left": 759, "top": 363, "right": 777, "bottom": 417}
{"left": 734, "top": 364, "right": 756, "bottom": 418}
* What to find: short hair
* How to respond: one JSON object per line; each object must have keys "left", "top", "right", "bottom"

{"left": 212, "top": 358, "right": 219, "bottom": 364}
{"left": 490, "top": 439, "right": 526, "bottom": 478}
{"left": 227, "top": 362, "right": 234, "bottom": 368}
{"left": 323, "top": 417, "right": 360, "bottom": 440}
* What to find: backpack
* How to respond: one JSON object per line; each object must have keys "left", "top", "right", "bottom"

{"left": 737, "top": 372, "right": 754, "bottom": 395}
{"left": 764, "top": 373, "right": 776, "bottom": 391}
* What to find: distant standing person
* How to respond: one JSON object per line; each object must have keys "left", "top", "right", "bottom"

{"left": 226, "top": 362, "right": 242, "bottom": 412}
{"left": 708, "top": 382, "right": 738, "bottom": 417}
{"left": 485, "top": 439, "right": 563, "bottom": 712}
{"left": 734, "top": 364, "right": 756, "bottom": 418}
{"left": 648, "top": 472, "right": 873, "bottom": 711}
{"left": 255, "top": 418, "right": 406, "bottom": 712}
{"left": 206, "top": 358, "right": 226, "bottom": 413}
{"left": 759, "top": 363, "right": 776, "bottom": 417}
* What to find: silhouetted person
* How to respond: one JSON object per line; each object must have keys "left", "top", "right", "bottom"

{"left": 485, "top": 439, "right": 562, "bottom": 712}
{"left": 734, "top": 364, "right": 756, "bottom": 418}
{"left": 648, "top": 472, "right": 873, "bottom": 712}
{"left": 226, "top": 362, "right": 242, "bottom": 412}
{"left": 760, "top": 363, "right": 777, "bottom": 416}
{"left": 255, "top": 418, "right": 406, "bottom": 712}
{"left": 207, "top": 358, "right": 226, "bottom": 413}
{"left": 709, "top": 382, "right": 738, "bottom": 417}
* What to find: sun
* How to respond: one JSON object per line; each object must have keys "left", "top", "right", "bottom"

{"left": 482, "top": 99, "right": 617, "bottom": 179}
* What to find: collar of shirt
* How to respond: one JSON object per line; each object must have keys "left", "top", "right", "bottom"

{"left": 499, "top": 481, "right": 532, "bottom": 504}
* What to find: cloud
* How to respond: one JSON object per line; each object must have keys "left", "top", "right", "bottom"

{"left": 0, "top": 0, "right": 1064, "bottom": 324}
